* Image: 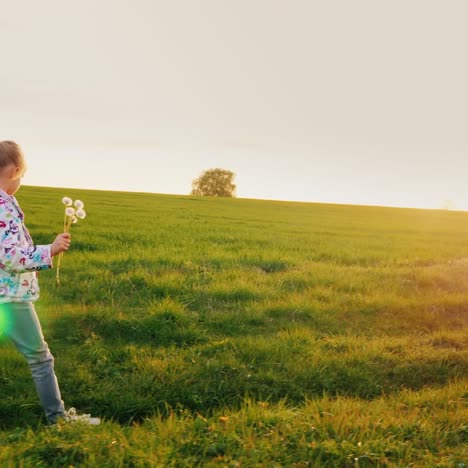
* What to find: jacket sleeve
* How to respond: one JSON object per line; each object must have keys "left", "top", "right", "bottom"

{"left": 0, "top": 203, "right": 52, "bottom": 273}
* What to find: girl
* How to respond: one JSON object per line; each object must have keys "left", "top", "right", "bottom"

{"left": 0, "top": 140, "right": 100, "bottom": 425}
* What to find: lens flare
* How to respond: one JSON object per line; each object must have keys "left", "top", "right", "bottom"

{"left": 0, "top": 304, "right": 13, "bottom": 340}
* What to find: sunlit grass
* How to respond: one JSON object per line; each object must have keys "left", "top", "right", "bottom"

{"left": 1, "top": 381, "right": 466, "bottom": 466}
{"left": 0, "top": 185, "right": 466, "bottom": 465}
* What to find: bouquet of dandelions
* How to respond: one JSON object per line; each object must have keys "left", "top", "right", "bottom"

{"left": 56, "top": 197, "right": 86, "bottom": 286}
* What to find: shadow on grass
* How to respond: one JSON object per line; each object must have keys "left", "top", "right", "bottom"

{"left": 2, "top": 314, "right": 467, "bottom": 429}
{"left": 36, "top": 309, "right": 468, "bottom": 426}
{"left": 0, "top": 370, "right": 45, "bottom": 430}
{"left": 57, "top": 339, "right": 468, "bottom": 426}
{"left": 0, "top": 403, "right": 44, "bottom": 431}
{"left": 50, "top": 300, "right": 341, "bottom": 348}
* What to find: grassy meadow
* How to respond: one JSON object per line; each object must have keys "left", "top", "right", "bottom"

{"left": 0, "top": 185, "right": 467, "bottom": 466}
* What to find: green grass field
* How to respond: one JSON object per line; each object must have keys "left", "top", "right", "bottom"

{"left": 0, "top": 185, "right": 467, "bottom": 466}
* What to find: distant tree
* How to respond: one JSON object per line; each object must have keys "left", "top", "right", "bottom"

{"left": 191, "top": 168, "right": 236, "bottom": 197}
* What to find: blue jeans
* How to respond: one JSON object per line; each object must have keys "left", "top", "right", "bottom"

{"left": 0, "top": 302, "right": 65, "bottom": 424}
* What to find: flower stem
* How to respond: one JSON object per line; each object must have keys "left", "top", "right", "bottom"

{"left": 55, "top": 252, "right": 63, "bottom": 286}
{"left": 56, "top": 214, "right": 71, "bottom": 287}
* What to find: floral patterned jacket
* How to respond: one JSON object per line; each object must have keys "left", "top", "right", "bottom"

{"left": 0, "top": 190, "right": 52, "bottom": 303}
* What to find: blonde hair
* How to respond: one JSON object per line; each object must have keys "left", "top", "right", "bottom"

{"left": 0, "top": 141, "right": 26, "bottom": 177}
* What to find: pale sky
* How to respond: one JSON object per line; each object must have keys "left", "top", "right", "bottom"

{"left": 1, "top": 0, "right": 467, "bottom": 210}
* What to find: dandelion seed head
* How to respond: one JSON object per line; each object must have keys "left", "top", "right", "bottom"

{"left": 74, "top": 200, "right": 84, "bottom": 209}
{"left": 76, "top": 209, "right": 86, "bottom": 219}
{"left": 62, "top": 197, "right": 73, "bottom": 206}
{"left": 72, "top": 216, "right": 78, "bottom": 224}
{"left": 65, "top": 207, "right": 76, "bottom": 217}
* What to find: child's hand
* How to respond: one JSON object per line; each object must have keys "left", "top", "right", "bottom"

{"left": 51, "top": 233, "right": 71, "bottom": 256}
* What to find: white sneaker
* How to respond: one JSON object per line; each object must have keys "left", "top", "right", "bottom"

{"left": 61, "top": 407, "right": 101, "bottom": 425}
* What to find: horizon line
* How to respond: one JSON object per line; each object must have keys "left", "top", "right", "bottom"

{"left": 20, "top": 184, "right": 467, "bottom": 214}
